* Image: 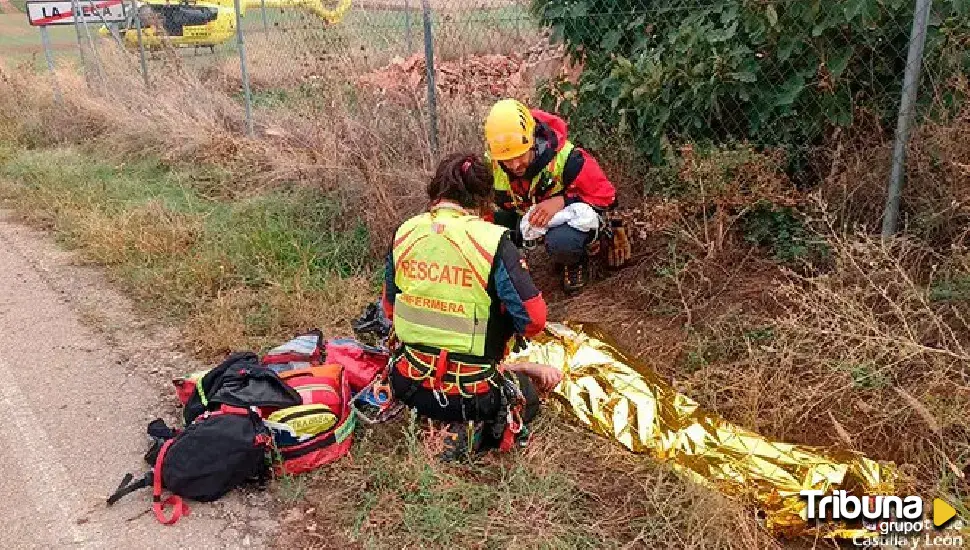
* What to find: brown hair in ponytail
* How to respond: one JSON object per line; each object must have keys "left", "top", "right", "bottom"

{"left": 427, "top": 152, "right": 493, "bottom": 210}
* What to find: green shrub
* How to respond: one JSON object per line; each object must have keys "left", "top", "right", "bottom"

{"left": 532, "top": 0, "right": 969, "bottom": 167}
{"left": 741, "top": 201, "right": 828, "bottom": 264}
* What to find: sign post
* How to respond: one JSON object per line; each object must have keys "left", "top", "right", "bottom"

{"left": 27, "top": 0, "right": 128, "bottom": 85}
{"left": 38, "top": 25, "right": 62, "bottom": 101}
{"left": 76, "top": 0, "right": 105, "bottom": 83}
{"left": 83, "top": 0, "right": 124, "bottom": 49}
{"left": 71, "top": 0, "right": 88, "bottom": 82}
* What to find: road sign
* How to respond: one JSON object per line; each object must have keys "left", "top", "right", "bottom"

{"left": 26, "top": 0, "right": 128, "bottom": 26}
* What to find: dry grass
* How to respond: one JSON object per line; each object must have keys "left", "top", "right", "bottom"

{"left": 557, "top": 110, "right": 970, "bottom": 528}
{"left": 183, "top": 275, "right": 373, "bottom": 355}
{"left": 0, "top": 31, "right": 535, "bottom": 253}
{"left": 668, "top": 238, "right": 970, "bottom": 507}
{"left": 71, "top": 201, "right": 204, "bottom": 265}
{"left": 767, "top": 231, "right": 970, "bottom": 481}
{"left": 818, "top": 79, "right": 970, "bottom": 245}
{"left": 276, "top": 407, "right": 782, "bottom": 549}
{"left": 591, "top": 219, "right": 970, "bottom": 491}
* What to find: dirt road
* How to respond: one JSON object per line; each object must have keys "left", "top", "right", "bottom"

{"left": 0, "top": 211, "right": 278, "bottom": 549}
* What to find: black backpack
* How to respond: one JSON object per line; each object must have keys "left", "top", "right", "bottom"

{"left": 108, "top": 354, "right": 303, "bottom": 525}
{"left": 182, "top": 351, "right": 303, "bottom": 424}
{"left": 109, "top": 406, "right": 273, "bottom": 524}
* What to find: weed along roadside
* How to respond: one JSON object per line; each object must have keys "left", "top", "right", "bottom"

{"left": 1, "top": 0, "right": 970, "bottom": 546}
{"left": 0, "top": 147, "right": 376, "bottom": 355}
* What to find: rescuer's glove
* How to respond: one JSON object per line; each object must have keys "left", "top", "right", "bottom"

{"left": 606, "top": 217, "right": 632, "bottom": 268}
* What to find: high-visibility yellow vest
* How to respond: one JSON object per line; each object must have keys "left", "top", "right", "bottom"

{"left": 391, "top": 204, "right": 506, "bottom": 358}
{"left": 492, "top": 141, "right": 575, "bottom": 213}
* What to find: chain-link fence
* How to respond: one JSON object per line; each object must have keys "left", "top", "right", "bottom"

{"left": 21, "top": 0, "right": 970, "bottom": 234}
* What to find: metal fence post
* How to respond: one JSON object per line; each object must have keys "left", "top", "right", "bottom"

{"left": 39, "top": 26, "right": 62, "bottom": 101}
{"left": 233, "top": 0, "right": 255, "bottom": 137}
{"left": 421, "top": 0, "right": 438, "bottom": 158}
{"left": 882, "top": 0, "right": 932, "bottom": 237}
{"left": 260, "top": 0, "right": 268, "bottom": 33}
{"left": 404, "top": 0, "right": 412, "bottom": 54}
{"left": 132, "top": 0, "right": 150, "bottom": 88}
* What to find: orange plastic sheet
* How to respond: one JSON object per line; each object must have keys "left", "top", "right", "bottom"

{"left": 504, "top": 322, "right": 898, "bottom": 539}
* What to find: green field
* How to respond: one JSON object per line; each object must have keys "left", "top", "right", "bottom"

{"left": 0, "top": 3, "right": 532, "bottom": 75}
{"left": 0, "top": 13, "right": 80, "bottom": 67}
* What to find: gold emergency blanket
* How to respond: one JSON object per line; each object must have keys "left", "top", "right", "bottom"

{"left": 504, "top": 322, "right": 898, "bottom": 539}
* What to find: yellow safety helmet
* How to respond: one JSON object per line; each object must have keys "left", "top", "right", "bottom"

{"left": 485, "top": 99, "right": 536, "bottom": 161}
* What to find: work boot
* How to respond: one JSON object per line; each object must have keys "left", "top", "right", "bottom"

{"left": 562, "top": 258, "right": 590, "bottom": 295}
{"left": 439, "top": 421, "right": 482, "bottom": 462}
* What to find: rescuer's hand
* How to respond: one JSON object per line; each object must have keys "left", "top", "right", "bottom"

{"left": 504, "top": 362, "right": 563, "bottom": 394}
{"left": 528, "top": 196, "right": 566, "bottom": 228}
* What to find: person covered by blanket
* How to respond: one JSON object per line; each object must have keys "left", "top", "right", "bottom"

{"left": 381, "top": 152, "right": 562, "bottom": 461}
{"left": 484, "top": 98, "right": 631, "bottom": 294}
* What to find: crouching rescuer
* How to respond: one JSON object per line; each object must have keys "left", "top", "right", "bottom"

{"left": 381, "top": 152, "right": 561, "bottom": 461}
{"left": 485, "top": 98, "right": 632, "bottom": 294}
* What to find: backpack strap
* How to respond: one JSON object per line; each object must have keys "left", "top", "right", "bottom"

{"left": 152, "top": 439, "right": 190, "bottom": 525}
{"left": 106, "top": 472, "right": 152, "bottom": 506}
{"left": 197, "top": 382, "right": 209, "bottom": 409}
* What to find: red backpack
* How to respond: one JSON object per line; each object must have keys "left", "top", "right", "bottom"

{"left": 324, "top": 337, "right": 388, "bottom": 393}
{"left": 263, "top": 364, "right": 356, "bottom": 475}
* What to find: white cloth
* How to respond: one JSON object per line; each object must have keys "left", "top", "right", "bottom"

{"left": 520, "top": 202, "right": 600, "bottom": 241}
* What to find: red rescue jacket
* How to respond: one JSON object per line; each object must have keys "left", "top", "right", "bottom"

{"left": 495, "top": 110, "right": 617, "bottom": 212}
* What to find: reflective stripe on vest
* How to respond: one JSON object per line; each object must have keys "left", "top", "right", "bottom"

{"left": 394, "top": 297, "right": 488, "bottom": 340}
{"left": 391, "top": 205, "right": 505, "bottom": 358}
{"left": 492, "top": 141, "right": 575, "bottom": 212}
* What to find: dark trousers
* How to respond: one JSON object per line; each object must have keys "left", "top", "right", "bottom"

{"left": 493, "top": 208, "right": 595, "bottom": 266}
{"left": 389, "top": 368, "right": 540, "bottom": 449}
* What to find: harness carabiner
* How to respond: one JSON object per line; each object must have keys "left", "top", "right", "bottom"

{"left": 433, "top": 388, "right": 450, "bottom": 408}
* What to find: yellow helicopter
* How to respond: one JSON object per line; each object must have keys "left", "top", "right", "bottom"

{"left": 98, "top": 0, "right": 351, "bottom": 50}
